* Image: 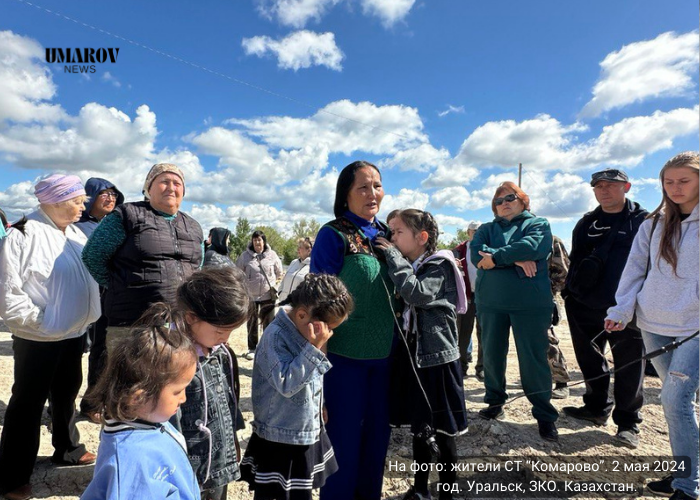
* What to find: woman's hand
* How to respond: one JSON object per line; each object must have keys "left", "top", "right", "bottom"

{"left": 477, "top": 251, "right": 495, "bottom": 270}
{"left": 515, "top": 260, "right": 537, "bottom": 278}
{"left": 604, "top": 319, "right": 626, "bottom": 332}
{"left": 304, "top": 321, "right": 334, "bottom": 349}
{"left": 374, "top": 236, "right": 394, "bottom": 251}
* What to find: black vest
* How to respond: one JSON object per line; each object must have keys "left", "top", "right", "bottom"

{"left": 105, "top": 201, "right": 203, "bottom": 326}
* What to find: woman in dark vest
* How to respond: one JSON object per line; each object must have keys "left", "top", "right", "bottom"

{"left": 82, "top": 163, "right": 203, "bottom": 354}
{"left": 311, "top": 161, "right": 395, "bottom": 500}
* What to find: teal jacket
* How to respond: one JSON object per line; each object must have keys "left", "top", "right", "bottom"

{"left": 470, "top": 211, "right": 553, "bottom": 310}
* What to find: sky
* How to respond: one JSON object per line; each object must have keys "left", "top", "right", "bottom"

{"left": 0, "top": 0, "right": 698, "bottom": 246}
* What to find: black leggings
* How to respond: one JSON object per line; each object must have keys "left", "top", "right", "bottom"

{"left": 413, "top": 433, "right": 458, "bottom": 499}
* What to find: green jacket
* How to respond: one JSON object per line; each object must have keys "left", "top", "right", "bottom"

{"left": 470, "top": 211, "right": 553, "bottom": 310}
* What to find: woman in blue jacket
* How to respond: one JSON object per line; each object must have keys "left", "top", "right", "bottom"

{"left": 470, "top": 182, "right": 558, "bottom": 441}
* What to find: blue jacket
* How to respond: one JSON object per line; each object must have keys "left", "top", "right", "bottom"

{"left": 81, "top": 420, "right": 200, "bottom": 500}
{"left": 75, "top": 177, "right": 124, "bottom": 238}
{"left": 251, "top": 308, "right": 331, "bottom": 445}
{"left": 384, "top": 247, "right": 461, "bottom": 368}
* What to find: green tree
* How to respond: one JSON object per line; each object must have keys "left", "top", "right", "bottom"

{"left": 445, "top": 228, "right": 469, "bottom": 248}
{"left": 230, "top": 217, "right": 252, "bottom": 260}
{"left": 291, "top": 218, "right": 321, "bottom": 240}
{"left": 253, "top": 225, "right": 297, "bottom": 265}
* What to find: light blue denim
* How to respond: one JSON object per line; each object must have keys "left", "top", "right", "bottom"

{"left": 642, "top": 330, "right": 699, "bottom": 498}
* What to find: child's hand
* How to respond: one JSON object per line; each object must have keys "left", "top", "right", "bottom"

{"left": 374, "top": 236, "right": 394, "bottom": 251}
{"left": 306, "top": 321, "right": 333, "bottom": 349}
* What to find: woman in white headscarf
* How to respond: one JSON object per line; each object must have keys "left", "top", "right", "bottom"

{"left": 0, "top": 174, "right": 100, "bottom": 500}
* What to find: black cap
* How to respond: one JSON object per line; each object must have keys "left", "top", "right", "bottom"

{"left": 590, "top": 168, "right": 629, "bottom": 186}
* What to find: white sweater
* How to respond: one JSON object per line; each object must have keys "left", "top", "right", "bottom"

{"left": 607, "top": 204, "right": 699, "bottom": 337}
{"left": 277, "top": 257, "right": 310, "bottom": 302}
{"left": 0, "top": 209, "right": 100, "bottom": 341}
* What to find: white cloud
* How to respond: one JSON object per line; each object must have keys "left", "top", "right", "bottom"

{"left": 189, "top": 204, "right": 231, "bottom": 232}
{"left": 242, "top": 31, "right": 344, "bottom": 71}
{"left": 0, "top": 30, "right": 65, "bottom": 123}
{"left": 380, "top": 188, "right": 429, "bottom": 216}
{"left": 378, "top": 143, "right": 451, "bottom": 172}
{"left": 101, "top": 71, "right": 122, "bottom": 88}
{"left": 0, "top": 180, "right": 37, "bottom": 221}
{"left": 359, "top": 0, "right": 416, "bottom": 27}
{"left": 580, "top": 31, "right": 699, "bottom": 118}
{"left": 229, "top": 99, "right": 426, "bottom": 155}
{"left": 438, "top": 104, "right": 465, "bottom": 118}
{"left": 256, "top": 0, "right": 340, "bottom": 28}
{"left": 433, "top": 213, "right": 470, "bottom": 230}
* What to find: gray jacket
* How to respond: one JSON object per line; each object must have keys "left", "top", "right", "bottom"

{"left": 251, "top": 308, "right": 331, "bottom": 445}
{"left": 235, "top": 247, "right": 283, "bottom": 301}
{"left": 607, "top": 205, "right": 699, "bottom": 337}
{"left": 384, "top": 247, "right": 460, "bottom": 368}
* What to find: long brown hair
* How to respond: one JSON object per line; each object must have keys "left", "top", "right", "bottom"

{"left": 649, "top": 151, "right": 699, "bottom": 274}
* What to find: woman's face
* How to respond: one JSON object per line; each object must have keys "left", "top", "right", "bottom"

{"left": 494, "top": 189, "right": 525, "bottom": 220}
{"left": 148, "top": 173, "right": 184, "bottom": 215}
{"left": 45, "top": 196, "right": 86, "bottom": 229}
{"left": 252, "top": 236, "right": 265, "bottom": 254}
{"left": 663, "top": 166, "right": 699, "bottom": 213}
{"left": 297, "top": 242, "right": 311, "bottom": 260}
{"left": 346, "top": 167, "right": 384, "bottom": 221}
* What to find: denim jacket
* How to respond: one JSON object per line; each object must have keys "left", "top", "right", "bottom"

{"left": 251, "top": 308, "right": 331, "bottom": 445}
{"left": 173, "top": 345, "right": 242, "bottom": 489}
{"left": 384, "top": 247, "right": 461, "bottom": 368}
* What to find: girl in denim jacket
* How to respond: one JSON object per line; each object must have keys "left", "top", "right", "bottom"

{"left": 376, "top": 209, "right": 468, "bottom": 500}
{"left": 174, "top": 266, "right": 251, "bottom": 500}
{"left": 241, "top": 274, "right": 354, "bottom": 500}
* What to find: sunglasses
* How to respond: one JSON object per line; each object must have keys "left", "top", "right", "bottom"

{"left": 494, "top": 193, "right": 518, "bottom": 206}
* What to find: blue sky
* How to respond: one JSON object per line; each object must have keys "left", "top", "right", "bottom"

{"left": 0, "top": 0, "right": 698, "bottom": 246}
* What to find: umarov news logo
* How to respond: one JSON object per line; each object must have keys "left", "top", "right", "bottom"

{"left": 46, "top": 48, "right": 120, "bottom": 74}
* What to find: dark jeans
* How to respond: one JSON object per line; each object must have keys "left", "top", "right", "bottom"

{"left": 565, "top": 297, "right": 644, "bottom": 429}
{"left": 247, "top": 299, "right": 275, "bottom": 352}
{"left": 0, "top": 336, "right": 87, "bottom": 493}
{"left": 457, "top": 301, "right": 482, "bottom": 372}
{"left": 81, "top": 313, "right": 108, "bottom": 413}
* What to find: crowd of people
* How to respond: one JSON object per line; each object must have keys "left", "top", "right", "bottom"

{"left": 0, "top": 152, "right": 696, "bottom": 500}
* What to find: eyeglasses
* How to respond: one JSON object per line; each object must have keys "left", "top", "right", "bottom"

{"left": 98, "top": 191, "right": 118, "bottom": 199}
{"left": 494, "top": 193, "right": 518, "bottom": 206}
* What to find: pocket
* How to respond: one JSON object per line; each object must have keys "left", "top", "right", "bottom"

{"left": 125, "top": 264, "right": 162, "bottom": 286}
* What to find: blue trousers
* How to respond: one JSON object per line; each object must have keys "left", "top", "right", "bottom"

{"left": 320, "top": 353, "right": 391, "bottom": 500}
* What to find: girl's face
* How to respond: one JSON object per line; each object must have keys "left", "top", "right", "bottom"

{"left": 187, "top": 314, "right": 241, "bottom": 350}
{"left": 663, "top": 166, "right": 699, "bottom": 213}
{"left": 290, "top": 307, "right": 347, "bottom": 336}
{"left": 390, "top": 216, "right": 426, "bottom": 262}
{"left": 137, "top": 356, "right": 196, "bottom": 423}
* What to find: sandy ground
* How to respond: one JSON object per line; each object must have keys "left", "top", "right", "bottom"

{"left": 0, "top": 304, "right": 684, "bottom": 499}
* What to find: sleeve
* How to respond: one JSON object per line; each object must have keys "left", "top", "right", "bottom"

{"left": 260, "top": 338, "right": 331, "bottom": 398}
{"left": 0, "top": 233, "right": 44, "bottom": 331}
{"left": 384, "top": 247, "right": 446, "bottom": 307}
{"left": 274, "top": 253, "right": 283, "bottom": 280}
{"left": 489, "top": 217, "right": 553, "bottom": 266}
{"left": 235, "top": 252, "right": 246, "bottom": 271}
{"left": 470, "top": 224, "right": 489, "bottom": 267}
{"left": 82, "top": 211, "right": 127, "bottom": 287}
{"left": 310, "top": 225, "right": 345, "bottom": 275}
{"left": 606, "top": 220, "right": 652, "bottom": 325}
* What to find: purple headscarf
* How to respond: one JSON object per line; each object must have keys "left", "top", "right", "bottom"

{"left": 34, "top": 174, "right": 86, "bottom": 205}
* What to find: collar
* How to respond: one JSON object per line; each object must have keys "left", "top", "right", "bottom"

{"left": 343, "top": 210, "right": 381, "bottom": 231}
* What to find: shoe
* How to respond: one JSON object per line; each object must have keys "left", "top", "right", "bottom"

{"left": 244, "top": 350, "right": 255, "bottom": 361}
{"left": 551, "top": 382, "right": 569, "bottom": 399}
{"left": 52, "top": 450, "right": 96, "bottom": 466}
{"left": 478, "top": 404, "right": 505, "bottom": 420}
{"left": 562, "top": 406, "right": 609, "bottom": 426}
{"left": 669, "top": 490, "right": 696, "bottom": 500}
{"left": 647, "top": 475, "right": 674, "bottom": 497}
{"left": 3, "top": 484, "right": 32, "bottom": 500}
{"left": 615, "top": 427, "right": 640, "bottom": 449}
{"left": 537, "top": 420, "right": 559, "bottom": 442}
{"left": 402, "top": 486, "right": 432, "bottom": 500}
{"left": 475, "top": 369, "right": 485, "bottom": 381}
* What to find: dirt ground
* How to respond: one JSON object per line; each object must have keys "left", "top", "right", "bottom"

{"left": 0, "top": 303, "right": 683, "bottom": 499}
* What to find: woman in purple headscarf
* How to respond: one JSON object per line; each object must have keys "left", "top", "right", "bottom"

{"left": 0, "top": 174, "right": 101, "bottom": 500}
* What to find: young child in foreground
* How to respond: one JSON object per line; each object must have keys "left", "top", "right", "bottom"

{"left": 241, "top": 273, "right": 354, "bottom": 500}
{"left": 81, "top": 303, "right": 200, "bottom": 500}
{"left": 173, "top": 266, "right": 251, "bottom": 500}
{"left": 376, "top": 209, "right": 469, "bottom": 500}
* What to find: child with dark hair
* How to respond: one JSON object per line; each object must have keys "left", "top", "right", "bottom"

{"left": 241, "top": 273, "right": 354, "bottom": 500}
{"left": 81, "top": 303, "right": 200, "bottom": 500}
{"left": 174, "top": 266, "right": 252, "bottom": 500}
{"left": 376, "top": 209, "right": 469, "bottom": 500}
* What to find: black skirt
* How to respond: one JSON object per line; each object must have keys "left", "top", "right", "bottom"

{"left": 389, "top": 334, "right": 469, "bottom": 436}
{"left": 240, "top": 428, "right": 338, "bottom": 500}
